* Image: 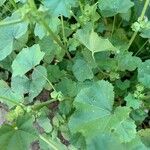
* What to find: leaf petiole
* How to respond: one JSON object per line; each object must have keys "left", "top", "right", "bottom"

{"left": 127, "top": 0, "right": 150, "bottom": 50}
{"left": 39, "top": 135, "right": 59, "bottom": 150}
{"left": 32, "top": 99, "right": 57, "bottom": 110}
{"left": 0, "top": 19, "right": 23, "bottom": 27}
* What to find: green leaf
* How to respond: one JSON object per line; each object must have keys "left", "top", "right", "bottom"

{"left": 98, "top": 0, "right": 134, "bottom": 17}
{"left": 59, "top": 100, "right": 73, "bottom": 115}
{"left": 0, "top": 114, "right": 37, "bottom": 150}
{"left": 0, "top": 80, "right": 22, "bottom": 107}
{"left": 37, "top": 117, "right": 52, "bottom": 133}
{"left": 39, "top": 134, "right": 67, "bottom": 150}
{"left": 13, "top": 31, "right": 29, "bottom": 51}
{"left": 28, "top": 66, "right": 47, "bottom": 101}
{"left": 55, "top": 78, "right": 77, "bottom": 97}
{"left": 0, "top": 53, "right": 16, "bottom": 72}
{"left": 119, "top": 9, "right": 132, "bottom": 21}
{"left": 131, "top": 109, "right": 147, "bottom": 125}
{"left": 11, "top": 75, "right": 29, "bottom": 96}
{"left": 69, "top": 81, "right": 136, "bottom": 142}
{"left": 140, "top": 22, "right": 150, "bottom": 38}
{"left": 95, "top": 52, "right": 117, "bottom": 72}
{"left": 109, "top": 107, "right": 136, "bottom": 142}
{"left": 47, "top": 65, "right": 64, "bottom": 83}
{"left": 95, "top": 51, "right": 141, "bottom": 72}
{"left": 125, "top": 93, "right": 142, "bottom": 109}
{"left": 11, "top": 66, "right": 47, "bottom": 101}
{"left": 117, "top": 51, "right": 141, "bottom": 71}
{"left": 138, "top": 129, "right": 150, "bottom": 148}
{"left": 43, "top": 0, "right": 77, "bottom": 17}
{"left": 72, "top": 58, "right": 94, "bottom": 82}
{"left": 75, "top": 29, "right": 118, "bottom": 55}
{"left": 123, "top": 136, "right": 148, "bottom": 150}
{"left": 0, "top": 12, "right": 28, "bottom": 61}
{"left": 0, "top": 0, "right": 6, "bottom": 6}
{"left": 39, "top": 36, "right": 57, "bottom": 64}
{"left": 70, "top": 133, "right": 86, "bottom": 150}
{"left": 87, "top": 134, "right": 124, "bottom": 150}
{"left": 69, "top": 80, "right": 114, "bottom": 134}
{"left": 12, "top": 44, "right": 45, "bottom": 77}
{"left": 35, "top": 17, "right": 60, "bottom": 39}
{"left": 82, "top": 49, "right": 97, "bottom": 69}
{"left": 138, "top": 60, "right": 150, "bottom": 88}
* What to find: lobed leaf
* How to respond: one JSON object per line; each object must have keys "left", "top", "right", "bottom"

{"left": 12, "top": 44, "right": 45, "bottom": 77}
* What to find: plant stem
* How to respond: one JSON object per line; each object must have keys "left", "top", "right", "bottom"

{"left": 117, "top": 19, "right": 123, "bottom": 29}
{"left": 141, "top": 0, "right": 150, "bottom": 19}
{"left": 134, "top": 40, "right": 148, "bottom": 56}
{"left": 34, "top": 67, "right": 56, "bottom": 91}
{"left": 10, "top": 0, "right": 18, "bottom": 10}
{"left": 127, "top": 0, "right": 150, "bottom": 50}
{"left": 79, "top": 0, "right": 84, "bottom": 13}
{"left": 103, "top": 18, "right": 108, "bottom": 25}
{"left": 39, "top": 17, "right": 66, "bottom": 50}
{"left": 111, "top": 15, "right": 116, "bottom": 36}
{"left": 28, "top": 0, "right": 37, "bottom": 10}
{"left": 0, "top": 19, "right": 22, "bottom": 26}
{"left": 61, "top": 15, "right": 67, "bottom": 44}
{"left": 141, "top": 95, "right": 150, "bottom": 101}
{"left": 127, "top": 31, "right": 138, "bottom": 50}
{"left": 28, "top": 0, "right": 71, "bottom": 60}
{"left": 70, "top": 10, "right": 80, "bottom": 23}
{"left": 32, "top": 99, "right": 57, "bottom": 110}
{"left": 39, "top": 135, "right": 59, "bottom": 150}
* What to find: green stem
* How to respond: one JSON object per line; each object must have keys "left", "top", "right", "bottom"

{"left": 111, "top": 15, "right": 116, "bottom": 36}
{"left": 28, "top": 0, "right": 71, "bottom": 60}
{"left": 10, "top": 0, "right": 18, "bottom": 10}
{"left": 117, "top": 19, "right": 123, "bottom": 29}
{"left": 61, "top": 15, "right": 67, "bottom": 44}
{"left": 28, "top": 0, "right": 37, "bottom": 10}
{"left": 127, "top": 0, "right": 150, "bottom": 50}
{"left": 103, "top": 18, "right": 108, "bottom": 25}
{"left": 79, "top": 0, "right": 84, "bottom": 13}
{"left": 39, "top": 14, "right": 72, "bottom": 60}
{"left": 34, "top": 67, "right": 56, "bottom": 91}
{"left": 3, "top": 5, "right": 12, "bottom": 13}
{"left": 134, "top": 40, "right": 148, "bottom": 56}
{"left": 32, "top": 99, "right": 56, "bottom": 110}
{"left": 39, "top": 135, "right": 59, "bottom": 150}
{"left": 39, "top": 17, "right": 66, "bottom": 50}
{"left": 0, "top": 19, "right": 22, "bottom": 26}
{"left": 70, "top": 10, "right": 80, "bottom": 23}
{"left": 141, "top": 95, "right": 150, "bottom": 101}
{"left": 127, "top": 31, "right": 138, "bottom": 50}
{"left": 140, "top": 0, "right": 150, "bottom": 19}
{"left": 0, "top": 96, "right": 21, "bottom": 106}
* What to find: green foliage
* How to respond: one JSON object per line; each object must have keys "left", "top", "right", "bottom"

{"left": 75, "top": 29, "right": 118, "bottom": 55}
{"left": 86, "top": 134, "right": 123, "bottom": 150}
{"left": 138, "top": 60, "right": 150, "bottom": 88}
{"left": 69, "top": 81, "right": 136, "bottom": 142}
{"left": 43, "top": 0, "right": 77, "bottom": 17}
{"left": 138, "top": 129, "right": 150, "bottom": 147}
{"left": 125, "top": 93, "right": 142, "bottom": 109}
{"left": 0, "top": 114, "right": 37, "bottom": 150}
{"left": 12, "top": 44, "right": 45, "bottom": 77}
{"left": 0, "top": 0, "right": 150, "bottom": 149}
{"left": 0, "top": 12, "right": 28, "bottom": 61}
{"left": 0, "top": 80, "right": 22, "bottom": 107}
{"left": 72, "top": 58, "right": 94, "bottom": 81}
{"left": 98, "top": 0, "right": 134, "bottom": 17}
